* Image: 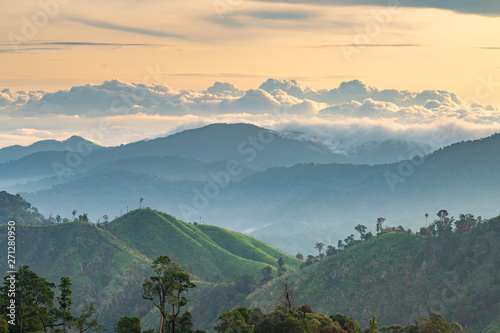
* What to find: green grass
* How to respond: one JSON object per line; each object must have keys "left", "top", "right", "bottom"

{"left": 0, "top": 221, "right": 151, "bottom": 329}
{"left": 107, "top": 209, "right": 301, "bottom": 281}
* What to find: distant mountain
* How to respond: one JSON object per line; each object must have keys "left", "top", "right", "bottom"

{"left": 0, "top": 206, "right": 301, "bottom": 330}
{"left": 0, "top": 123, "right": 347, "bottom": 190}
{"left": 0, "top": 123, "right": 445, "bottom": 191}
{"left": 104, "top": 123, "right": 348, "bottom": 168}
{"left": 90, "top": 155, "right": 255, "bottom": 182}
{"left": 21, "top": 132, "right": 500, "bottom": 254}
{"left": 245, "top": 215, "right": 500, "bottom": 333}
{"left": 0, "top": 136, "right": 101, "bottom": 164}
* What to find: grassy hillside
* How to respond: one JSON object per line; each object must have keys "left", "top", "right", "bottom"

{"left": 245, "top": 215, "right": 500, "bottom": 333}
{"left": 106, "top": 209, "right": 301, "bottom": 281}
{"left": 0, "top": 190, "right": 45, "bottom": 225}
{"left": 0, "top": 207, "right": 301, "bottom": 330}
{"left": 0, "top": 221, "right": 152, "bottom": 329}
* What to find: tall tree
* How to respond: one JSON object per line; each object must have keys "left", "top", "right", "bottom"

{"left": 376, "top": 217, "right": 385, "bottom": 234}
{"left": 314, "top": 242, "right": 325, "bottom": 259}
{"left": 354, "top": 224, "right": 367, "bottom": 240}
{"left": 55, "top": 276, "right": 73, "bottom": 333}
{"left": 142, "top": 256, "right": 196, "bottom": 333}
{"left": 276, "top": 277, "right": 296, "bottom": 313}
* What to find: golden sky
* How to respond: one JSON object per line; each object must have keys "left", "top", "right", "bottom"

{"left": 1, "top": 0, "right": 500, "bottom": 149}
{"left": 1, "top": 0, "right": 499, "bottom": 105}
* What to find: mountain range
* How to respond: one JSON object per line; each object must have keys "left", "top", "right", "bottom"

{"left": 1, "top": 123, "right": 499, "bottom": 254}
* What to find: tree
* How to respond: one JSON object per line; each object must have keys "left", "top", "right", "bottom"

{"left": 102, "top": 215, "right": 109, "bottom": 222}
{"left": 260, "top": 266, "right": 273, "bottom": 285}
{"left": 363, "top": 232, "right": 373, "bottom": 241}
{"left": 72, "top": 210, "right": 77, "bottom": 220}
{"left": 215, "top": 308, "right": 254, "bottom": 333}
{"left": 0, "top": 318, "right": 7, "bottom": 333}
{"left": 337, "top": 240, "right": 344, "bottom": 251}
{"left": 295, "top": 252, "right": 304, "bottom": 260}
{"left": 31, "top": 271, "right": 56, "bottom": 332}
{"left": 376, "top": 217, "right": 385, "bottom": 234}
{"left": 277, "top": 257, "right": 286, "bottom": 276}
{"left": 139, "top": 198, "right": 144, "bottom": 209}
{"left": 315, "top": 242, "right": 325, "bottom": 259}
{"left": 326, "top": 245, "right": 337, "bottom": 257}
{"left": 344, "top": 234, "right": 355, "bottom": 248}
{"left": 56, "top": 215, "right": 62, "bottom": 224}
{"left": 354, "top": 224, "right": 367, "bottom": 240}
{"left": 115, "top": 316, "right": 141, "bottom": 333}
{"left": 73, "top": 302, "right": 104, "bottom": 333}
{"left": 276, "top": 277, "right": 296, "bottom": 313}
{"left": 0, "top": 265, "right": 55, "bottom": 332}
{"left": 368, "top": 315, "right": 378, "bottom": 333}
{"left": 55, "top": 276, "right": 73, "bottom": 333}
{"left": 142, "top": 255, "right": 196, "bottom": 333}
{"left": 78, "top": 213, "right": 89, "bottom": 222}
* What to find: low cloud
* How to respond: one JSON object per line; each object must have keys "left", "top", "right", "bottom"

{"left": 1, "top": 78, "right": 499, "bottom": 154}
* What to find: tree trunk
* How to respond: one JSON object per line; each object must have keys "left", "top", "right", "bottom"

{"left": 172, "top": 304, "right": 176, "bottom": 333}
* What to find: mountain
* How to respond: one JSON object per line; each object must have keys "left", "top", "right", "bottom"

{"left": 20, "top": 132, "right": 500, "bottom": 254}
{"left": 102, "top": 123, "right": 348, "bottom": 168}
{"left": 0, "top": 205, "right": 300, "bottom": 330}
{"left": 245, "top": 214, "right": 500, "bottom": 333}
{"left": 0, "top": 123, "right": 347, "bottom": 192}
{"left": 0, "top": 136, "right": 102, "bottom": 164}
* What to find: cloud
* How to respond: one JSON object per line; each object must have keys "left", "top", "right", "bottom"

{"left": 251, "top": 0, "right": 500, "bottom": 16}
{"left": 0, "top": 47, "right": 63, "bottom": 53}
{"left": 242, "top": 10, "right": 317, "bottom": 21}
{"left": 313, "top": 44, "right": 424, "bottom": 48}
{"left": 205, "top": 82, "right": 245, "bottom": 97}
{"left": 66, "top": 17, "right": 186, "bottom": 39}
{"left": 259, "top": 78, "right": 462, "bottom": 107}
{"left": 2, "top": 78, "right": 500, "bottom": 155}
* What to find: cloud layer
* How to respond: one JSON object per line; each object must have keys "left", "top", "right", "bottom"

{"left": 1, "top": 79, "right": 499, "bottom": 153}
{"left": 252, "top": 0, "right": 500, "bottom": 16}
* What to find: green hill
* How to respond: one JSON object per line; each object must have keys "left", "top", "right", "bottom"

{"left": 245, "top": 214, "right": 500, "bottom": 333}
{"left": 0, "top": 221, "right": 151, "bottom": 329}
{"left": 0, "top": 190, "right": 45, "bottom": 225}
{"left": 0, "top": 203, "right": 301, "bottom": 330}
{"left": 106, "top": 209, "right": 301, "bottom": 281}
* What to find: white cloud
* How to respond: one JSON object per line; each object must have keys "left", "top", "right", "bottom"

{"left": 1, "top": 78, "right": 499, "bottom": 153}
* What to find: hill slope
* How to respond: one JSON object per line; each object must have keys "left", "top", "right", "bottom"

{"left": 106, "top": 209, "right": 301, "bottom": 281}
{"left": 245, "top": 215, "right": 500, "bottom": 333}
{"left": 0, "top": 221, "right": 151, "bottom": 329}
{"left": 0, "top": 203, "right": 301, "bottom": 330}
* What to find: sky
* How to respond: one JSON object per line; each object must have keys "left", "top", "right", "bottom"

{"left": 1, "top": 0, "right": 500, "bottom": 149}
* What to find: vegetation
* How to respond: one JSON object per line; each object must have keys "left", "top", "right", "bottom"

{"left": 0, "top": 193, "right": 498, "bottom": 332}
{"left": 0, "top": 191, "right": 45, "bottom": 225}
{"left": 247, "top": 213, "right": 500, "bottom": 332}
{"left": 0, "top": 266, "right": 104, "bottom": 333}
{"left": 105, "top": 209, "right": 301, "bottom": 281}
{"left": 213, "top": 306, "right": 464, "bottom": 333}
